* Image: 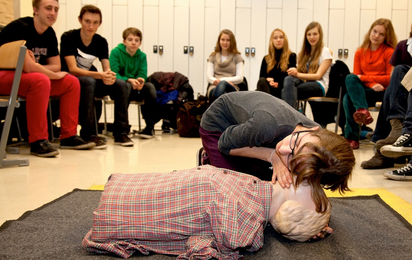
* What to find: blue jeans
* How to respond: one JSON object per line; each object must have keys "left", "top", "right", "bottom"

{"left": 281, "top": 76, "right": 323, "bottom": 109}
{"left": 209, "top": 81, "right": 237, "bottom": 99}
{"left": 371, "top": 65, "right": 410, "bottom": 142}
{"left": 78, "top": 77, "right": 129, "bottom": 139}
{"left": 343, "top": 74, "right": 384, "bottom": 141}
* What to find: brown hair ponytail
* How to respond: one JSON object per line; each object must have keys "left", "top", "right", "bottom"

{"left": 290, "top": 129, "right": 355, "bottom": 213}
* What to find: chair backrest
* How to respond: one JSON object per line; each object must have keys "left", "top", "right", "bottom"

{"left": 326, "top": 60, "right": 350, "bottom": 98}
{"left": 0, "top": 40, "right": 26, "bottom": 69}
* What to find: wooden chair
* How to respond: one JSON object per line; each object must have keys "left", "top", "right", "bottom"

{"left": 0, "top": 40, "right": 29, "bottom": 168}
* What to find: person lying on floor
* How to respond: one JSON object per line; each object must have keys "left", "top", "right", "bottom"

{"left": 82, "top": 161, "right": 339, "bottom": 259}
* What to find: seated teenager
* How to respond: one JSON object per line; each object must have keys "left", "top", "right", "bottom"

{"left": 60, "top": 5, "right": 132, "bottom": 147}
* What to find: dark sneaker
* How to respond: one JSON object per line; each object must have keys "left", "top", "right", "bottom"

{"left": 115, "top": 134, "right": 134, "bottom": 147}
{"left": 137, "top": 128, "right": 154, "bottom": 139}
{"left": 90, "top": 135, "right": 107, "bottom": 149}
{"left": 60, "top": 135, "right": 96, "bottom": 150}
{"left": 380, "top": 134, "right": 412, "bottom": 158}
{"left": 30, "top": 139, "right": 59, "bottom": 157}
{"left": 383, "top": 163, "right": 412, "bottom": 181}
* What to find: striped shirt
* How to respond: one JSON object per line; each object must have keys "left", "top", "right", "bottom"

{"left": 82, "top": 165, "right": 272, "bottom": 259}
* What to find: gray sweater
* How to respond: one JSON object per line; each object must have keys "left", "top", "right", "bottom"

{"left": 200, "top": 91, "right": 319, "bottom": 155}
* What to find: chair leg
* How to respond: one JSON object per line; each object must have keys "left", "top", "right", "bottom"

{"left": 6, "top": 117, "right": 22, "bottom": 154}
{"left": 302, "top": 101, "right": 307, "bottom": 115}
{"left": 94, "top": 106, "right": 99, "bottom": 136}
{"left": 0, "top": 100, "right": 29, "bottom": 168}
{"left": 48, "top": 100, "right": 54, "bottom": 142}
{"left": 103, "top": 100, "right": 108, "bottom": 135}
{"left": 137, "top": 104, "right": 142, "bottom": 132}
{"left": 335, "top": 104, "right": 341, "bottom": 134}
{"left": 335, "top": 86, "right": 343, "bottom": 134}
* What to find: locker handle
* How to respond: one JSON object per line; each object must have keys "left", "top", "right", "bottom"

{"left": 344, "top": 49, "right": 349, "bottom": 59}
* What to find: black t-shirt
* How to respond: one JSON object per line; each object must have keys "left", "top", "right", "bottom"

{"left": 60, "top": 29, "right": 109, "bottom": 72}
{"left": 0, "top": 17, "right": 59, "bottom": 65}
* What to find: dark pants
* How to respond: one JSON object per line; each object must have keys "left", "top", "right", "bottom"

{"left": 404, "top": 92, "right": 412, "bottom": 135}
{"left": 282, "top": 76, "right": 324, "bottom": 109}
{"left": 199, "top": 126, "right": 272, "bottom": 181}
{"left": 78, "top": 77, "right": 129, "bottom": 139}
{"left": 256, "top": 77, "right": 282, "bottom": 98}
{"left": 343, "top": 74, "right": 384, "bottom": 141}
{"left": 371, "top": 65, "right": 410, "bottom": 142}
{"left": 128, "top": 81, "right": 160, "bottom": 130}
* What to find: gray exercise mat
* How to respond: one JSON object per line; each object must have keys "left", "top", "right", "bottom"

{"left": 0, "top": 189, "right": 411, "bottom": 260}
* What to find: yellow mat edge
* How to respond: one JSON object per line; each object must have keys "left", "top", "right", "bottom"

{"left": 88, "top": 184, "right": 105, "bottom": 190}
{"left": 88, "top": 185, "right": 412, "bottom": 225}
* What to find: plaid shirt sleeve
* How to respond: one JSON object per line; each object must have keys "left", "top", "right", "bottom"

{"left": 82, "top": 165, "right": 272, "bottom": 259}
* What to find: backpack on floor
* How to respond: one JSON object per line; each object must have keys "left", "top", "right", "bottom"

{"left": 176, "top": 96, "right": 208, "bottom": 137}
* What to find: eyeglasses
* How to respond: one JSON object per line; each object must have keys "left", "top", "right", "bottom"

{"left": 287, "top": 130, "right": 314, "bottom": 171}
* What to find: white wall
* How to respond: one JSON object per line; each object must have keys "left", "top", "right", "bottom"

{"left": 17, "top": 0, "right": 412, "bottom": 95}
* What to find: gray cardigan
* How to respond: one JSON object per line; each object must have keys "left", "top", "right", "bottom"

{"left": 200, "top": 91, "right": 319, "bottom": 155}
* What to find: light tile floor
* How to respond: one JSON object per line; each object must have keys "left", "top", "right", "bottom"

{"left": 1, "top": 119, "right": 412, "bottom": 226}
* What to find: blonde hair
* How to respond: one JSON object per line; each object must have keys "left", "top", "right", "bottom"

{"left": 297, "top": 22, "right": 324, "bottom": 74}
{"left": 271, "top": 200, "right": 331, "bottom": 242}
{"left": 290, "top": 129, "right": 355, "bottom": 213}
{"left": 360, "top": 18, "right": 397, "bottom": 50}
{"left": 212, "top": 29, "right": 240, "bottom": 56}
{"left": 265, "top": 29, "right": 292, "bottom": 73}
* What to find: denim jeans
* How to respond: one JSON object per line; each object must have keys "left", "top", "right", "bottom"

{"left": 343, "top": 74, "right": 384, "bottom": 141}
{"left": 281, "top": 76, "right": 323, "bottom": 109}
{"left": 128, "top": 81, "right": 160, "bottom": 130}
{"left": 371, "top": 65, "right": 410, "bottom": 142}
{"left": 78, "top": 77, "right": 129, "bottom": 139}
{"left": 209, "top": 81, "right": 237, "bottom": 99}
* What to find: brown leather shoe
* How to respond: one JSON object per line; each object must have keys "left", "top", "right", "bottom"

{"left": 353, "top": 108, "right": 373, "bottom": 125}
{"left": 361, "top": 152, "right": 394, "bottom": 169}
{"left": 346, "top": 139, "right": 359, "bottom": 149}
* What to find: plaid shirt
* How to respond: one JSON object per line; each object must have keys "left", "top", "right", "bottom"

{"left": 82, "top": 165, "right": 272, "bottom": 259}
